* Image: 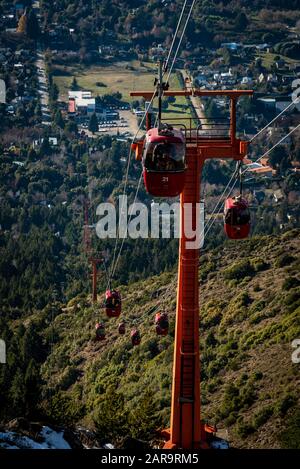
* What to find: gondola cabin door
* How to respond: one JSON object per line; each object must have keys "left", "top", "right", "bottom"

{"left": 142, "top": 127, "right": 186, "bottom": 197}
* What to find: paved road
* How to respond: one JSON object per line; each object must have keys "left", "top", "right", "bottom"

{"left": 180, "top": 70, "right": 207, "bottom": 122}
{"left": 36, "top": 48, "right": 51, "bottom": 126}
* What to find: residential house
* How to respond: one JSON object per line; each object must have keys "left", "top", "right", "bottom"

{"left": 275, "top": 58, "right": 286, "bottom": 69}
{"left": 241, "top": 76, "right": 253, "bottom": 86}
{"left": 221, "top": 42, "right": 242, "bottom": 51}
{"left": 245, "top": 162, "right": 275, "bottom": 178}
{"left": 273, "top": 189, "right": 284, "bottom": 203}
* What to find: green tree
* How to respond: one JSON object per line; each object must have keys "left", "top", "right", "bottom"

{"left": 235, "top": 12, "right": 248, "bottom": 30}
{"left": 71, "top": 77, "right": 79, "bottom": 91}
{"left": 88, "top": 113, "right": 99, "bottom": 134}
{"left": 54, "top": 110, "right": 65, "bottom": 129}
{"left": 65, "top": 120, "right": 78, "bottom": 134}
{"left": 94, "top": 386, "right": 129, "bottom": 441}
{"left": 9, "top": 369, "right": 26, "bottom": 415}
{"left": 26, "top": 9, "right": 41, "bottom": 39}
{"left": 268, "top": 145, "right": 288, "bottom": 170}
{"left": 40, "top": 137, "right": 51, "bottom": 156}
{"left": 49, "top": 83, "right": 59, "bottom": 102}
{"left": 129, "top": 389, "right": 162, "bottom": 440}
{"left": 24, "top": 359, "right": 41, "bottom": 415}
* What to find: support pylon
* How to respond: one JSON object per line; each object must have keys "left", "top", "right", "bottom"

{"left": 131, "top": 87, "right": 253, "bottom": 449}
{"left": 89, "top": 256, "right": 103, "bottom": 303}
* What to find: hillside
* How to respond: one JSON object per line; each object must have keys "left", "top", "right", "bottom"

{"left": 1, "top": 0, "right": 300, "bottom": 453}
{"left": 3, "top": 229, "right": 297, "bottom": 448}
{"left": 38, "top": 0, "right": 300, "bottom": 51}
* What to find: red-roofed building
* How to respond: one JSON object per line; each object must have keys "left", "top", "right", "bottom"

{"left": 68, "top": 98, "right": 76, "bottom": 114}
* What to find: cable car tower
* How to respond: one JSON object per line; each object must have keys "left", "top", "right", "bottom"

{"left": 131, "top": 64, "right": 253, "bottom": 449}
{"left": 83, "top": 199, "right": 104, "bottom": 303}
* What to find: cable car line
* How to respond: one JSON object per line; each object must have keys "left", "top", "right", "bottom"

{"left": 204, "top": 119, "right": 300, "bottom": 236}
{"left": 109, "top": 1, "right": 197, "bottom": 281}
{"left": 107, "top": 0, "right": 297, "bottom": 314}
{"left": 249, "top": 95, "right": 300, "bottom": 143}
{"left": 203, "top": 164, "right": 240, "bottom": 236}
{"left": 166, "top": 0, "right": 197, "bottom": 83}
{"left": 111, "top": 171, "right": 143, "bottom": 279}
{"left": 134, "top": 121, "right": 300, "bottom": 316}
{"left": 99, "top": 0, "right": 300, "bottom": 394}
{"left": 204, "top": 122, "right": 300, "bottom": 238}
{"left": 109, "top": 93, "right": 157, "bottom": 281}
{"left": 243, "top": 122, "right": 300, "bottom": 174}
{"left": 164, "top": 0, "right": 189, "bottom": 74}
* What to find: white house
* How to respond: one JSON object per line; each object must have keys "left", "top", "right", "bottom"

{"left": 241, "top": 76, "right": 253, "bottom": 85}
{"left": 68, "top": 91, "right": 92, "bottom": 99}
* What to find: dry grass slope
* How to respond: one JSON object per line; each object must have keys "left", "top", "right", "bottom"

{"left": 40, "top": 229, "right": 300, "bottom": 448}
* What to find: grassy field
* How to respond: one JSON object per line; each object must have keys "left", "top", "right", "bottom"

{"left": 258, "top": 52, "right": 300, "bottom": 71}
{"left": 53, "top": 60, "right": 192, "bottom": 120}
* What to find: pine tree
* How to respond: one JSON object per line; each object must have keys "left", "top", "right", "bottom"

{"left": 9, "top": 369, "right": 26, "bottom": 414}
{"left": 54, "top": 110, "right": 65, "bottom": 129}
{"left": 49, "top": 83, "right": 59, "bottom": 102}
{"left": 24, "top": 359, "right": 41, "bottom": 416}
{"left": 22, "top": 323, "right": 44, "bottom": 363}
{"left": 235, "top": 12, "right": 248, "bottom": 30}
{"left": 88, "top": 112, "right": 99, "bottom": 134}
{"left": 94, "top": 386, "right": 129, "bottom": 441}
{"left": 71, "top": 77, "right": 79, "bottom": 91}
{"left": 40, "top": 137, "right": 51, "bottom": 156}
{"left": 129, "top": 389, "right": 161, "bottom": 440}
{"left": 26, "top": 9, "right": 41, "bottom": 39}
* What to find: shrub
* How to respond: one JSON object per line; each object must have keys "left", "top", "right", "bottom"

{"left": 283, "top": 277, "right": 300, "bottom": 291}
{"left": 251, "top": 258, "right": 269, "bottom": 272}
{"left": 275, "top": 254, "right": 295, "bottom": 268}
{"left": 58, "top": 366, "right": 79, "bottom": 390}
{"left": 253, "top": 371, "right": 263, "bottom": 381}
{"left": 236, "top": 419, "right": 255, "bottom": 438}
{"left": 253, "top": 406, "right": 273, "bottom": 429}
{"left": 206, "top": 331, "right": 218, "bottom": 347}
{"left": 275, "top": 394, "right": 297, "bottom": 416}
{"left": 224, "top": 411, "right": 238, "bottom": 426}
{"left": 46, "top": 391, "right": 85, "bottom": 425}
{"left": 284, "top": 288, "right": 300, "bottom": 307}
{"left": 224, "top": 260, "right": 255, "bottom": 281}
{"left": 278, "top": 409, "right": 300, "bottom": 449}
{"left": 240, "top": 383, "right": 257, "bottom": 409}
{"left": 94, "top": 386, "right": 130, "bottom": 441}
{"left": 207, "top": 377, "right": 223, "bottom": 394}
{"left": 235, "top": 292, "right": 252, "bottom": 307}
{"left": 250, "top": 300, "right": 266, "bottom": 314}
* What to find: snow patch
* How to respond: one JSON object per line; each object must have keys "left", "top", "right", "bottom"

{"left": 0, "top": 426, "right": 71, "bottom": 450}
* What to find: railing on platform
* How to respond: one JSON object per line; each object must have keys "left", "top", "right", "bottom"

{"left": 161, "top": 116, "right": 231, "bottom": 142}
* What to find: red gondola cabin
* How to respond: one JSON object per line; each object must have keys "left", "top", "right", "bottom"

{"left": 118, "top": 322, "right": 126, "bottom": 335}
{"left": 131, "top": 329, "right": 141, "bottom": 346}
{"left": 224, "top": 196, "right": 250, "bottom": 240}
{"left": 155, "top": 312, "right": 169, "bottom": 336}
{"left": 105, "top": 290, "right": 122, "bottom": 318}
{"left": 142, "top": 127, "right": 186, "bottom": 197}
{"left": 95, "top": 322, "right": 105, "bottom": 341}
